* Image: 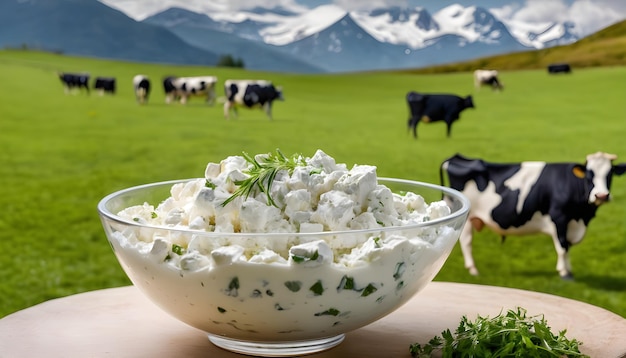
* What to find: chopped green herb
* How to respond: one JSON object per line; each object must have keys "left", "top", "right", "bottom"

{"left": 205, "top": 180, "right": 217, "bottom": 189}
{"left": 337, "top": 275, "right": 355, "bottom": 291}
{"left": 222, "top": 149, "right": 308, "bottom": 207}
{"left": 250, "top": 289, "right": 262, "bottom": 298}
{"left": 172, "top": 244, "right": 185, "bottom": 256}
{"left": 360, "top": 283, "right": 378, "bottom": 297}
{"left": 310, "top": 168, "right": 323, "bottom": 175}
{"left": 291, "top": 250, "right": 320, "bottom": 263}
{"left": 409, "top": 307, "right": 589, "bottom": 358}
{"left": 217, "top": 307, "right": 227, "bottom": 313}
{"left": 284, "top": 281, "right": 302, "bottom": 292}
{"left": 275, "top": 303, "right": 285, "bottom": 311}
{"left": 229, "top": 277, "right": 239, "bottom": 290}
{"left": 314, "top": 308, "right": 340, "bottom": 317}
{"left": 133, "top": 217, "right": 140, "bottom": 222}
{"left": 309, "top": 280, "right": 324, "bottom": 296}
{"left": 393, "top": 262, "right": 405, "bottom": 280}
{"left": 225, "top": 277, "right": 239, "bottom": 297}
{"left": 373, "top": 237, "right": 382, "bottom": 248}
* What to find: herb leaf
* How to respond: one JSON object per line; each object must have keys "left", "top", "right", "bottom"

{"left": 222, "top": 149, "right": 306, "bottom": 207}
{"left": 409, "top": 307, "right": 589, "bottom": 358}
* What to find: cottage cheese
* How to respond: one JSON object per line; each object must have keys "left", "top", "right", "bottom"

{"left": 108, "top": 150, "right": 461, "bottom": 341}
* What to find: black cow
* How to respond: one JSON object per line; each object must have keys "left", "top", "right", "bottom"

{"left": 224, "top": 80, "right": 284, "bottom": 119}
{"left": 58, "top": 72, "right": 90, "bottom": 94}
{"left": 548, "top": 63, "right": 572, "bottom": 74}
{"left": 406, "top": 92, "right": 474, "bottom": 139}
{"left": 133, "top": 75, "right": 151, "bottom": 104}
{"left": 94, "top": 77, "right": 116, "bottom": 95}
{"left": 440, "top": 152, "right": 626, "bottom": 279}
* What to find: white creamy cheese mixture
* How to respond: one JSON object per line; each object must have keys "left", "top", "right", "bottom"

{"left": 110, "top": 149, "right": 459, "bottom": 340}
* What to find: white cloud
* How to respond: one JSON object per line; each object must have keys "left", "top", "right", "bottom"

{"left": 99, "top": 0, "right": 308, "bottom": 20}
{"left": 569, "top": 0, "right": 624, "bottom": 34}
{"left": 489, "top": 0, "right": 625, "bottom": 37}
{"left": 331, "top": 0, "right": 408, "bottom": 11}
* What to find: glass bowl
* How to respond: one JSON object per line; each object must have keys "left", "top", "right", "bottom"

{"left": 97, "top": 177, "right": 469, "bottom": 356}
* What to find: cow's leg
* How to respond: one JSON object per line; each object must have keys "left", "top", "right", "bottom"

{"left": 224, "top": 102, "right": 238, "bottom": 119}
{"left": 551, "top": 237, "right": 572, "bottom": 279}
{"left": 206, "top": 91, "right": 216, "bottom": 106}
{"left": 407, "top": 101, "right": 424, "bottom": 139}
{"left": 264, "top": 103, "right": 272, "bottom": 120}
{"left": 180, "top": 94, "right": 188, "bottom": 105}
{"left": 407, "top": 116, "right": 421, "bottom": 138}
{"left": 459, "top": 218, "right": 479, "bottom": 275}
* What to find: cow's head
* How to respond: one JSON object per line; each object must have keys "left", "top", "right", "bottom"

{"left": 275, "top": 86, "right": 284, "bottom": 101}
{"left": 464, "top": 96, "right": 475, "bottom": 109}
{"left": 583, "top": 152, "right": 626, "bottom": 205}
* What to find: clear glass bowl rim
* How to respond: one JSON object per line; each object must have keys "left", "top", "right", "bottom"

{"left": 97, "top": 177, "right": 470, "bottom": 238}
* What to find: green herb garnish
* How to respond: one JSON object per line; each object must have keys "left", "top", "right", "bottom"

{"left": 314, "top": 308, "right": 340, "bottom": 316}
{"left": 205, "top": 180, "right": 217, "bottom": 189}
{"left": 309, "top": 280, "right": 324, "bottom": 296}
{"left": 409, "top": 307, "right": 589, "bottom": 358}
{"left": 172, "top": 244, "right": 185, "bottom": 255}
{"left": 222, "top": 149, "right": 307, "bottom": 207}
{"left": 360, "top": 283, "right": 378, "bottom": 297}
{"left": 284, "top": 281, "right": 302, "bottom": 292}
{"left": 337, "top": 275, "right": 355, "bottom": 291}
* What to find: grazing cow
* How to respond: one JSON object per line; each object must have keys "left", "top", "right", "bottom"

{"left": 224, "top": 80, "right": 284, "bottom": 119}
{"left": 406, "top": 92, "right": 474, "bottom": 139}
{"left": 548, "top": 63, "right": 572, "bottom": 74}
{"left": 163, "top": 76, "right": 178, "bottom": 104}
{"left": 165, "top": 76, "right": 218, "bottom": 105}
{"left": 58, "top": 72, "right": 90, "bottom": 94}
{"left": 94, "top": 77, "right": 116, "bottom": 95}
{"left": 440, "top": 152, "right": 626, "bottom": 279}
{"left": 133, "top": 75, "right": 151, "bottom": 104}
{"left": 473, "top": 70, "right": 503, "bottom": 91}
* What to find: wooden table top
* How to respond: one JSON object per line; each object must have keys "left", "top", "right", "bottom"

{"left": 1, "top": 282, "right": 625, "bottom": 357}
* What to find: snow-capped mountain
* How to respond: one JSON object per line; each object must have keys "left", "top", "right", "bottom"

{"left": 143, "top": 3, "right": 576, "bottom": 72}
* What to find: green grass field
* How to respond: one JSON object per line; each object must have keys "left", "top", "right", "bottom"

{"left": 1, "top": 50, "right": 625, "bottom": 319}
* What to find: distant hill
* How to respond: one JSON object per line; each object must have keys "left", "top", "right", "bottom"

{"left": 0, "top": 0, "right": 220, "bottom": 66}
{"left": 402, "top": 19, "right": 626, "bottom": 74}
{"left": 142, "top": 8, "right": 324, "bottom": 73}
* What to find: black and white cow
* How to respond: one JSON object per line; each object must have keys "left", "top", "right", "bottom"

{"left": 224, "top": 80, "right": 284, "bottom": 119}
{"left": 548, "top": 63, "right": 572, "bottom": 74}
{"left": 474, "top": 70, "right": 503, "bottom": 91}
{"left": 94, "top": 77, "right": 116, "bottom": 95}
{"left": 133, "top": 75, "right": 151, "bottom": 104}
{"left": 440, "top": 152, "right": 626, "bottom": 279}
{"left": 164, "top": 76, "right": 218, "bottom": 105}
{"left": 163, "top": 76, "right": 178, "bottom": 104}
{"left": 406, "top": 92, "right": 474, "bottom": 139}
{"left": 58, "top": 72, "right": 90, "bottom": 94}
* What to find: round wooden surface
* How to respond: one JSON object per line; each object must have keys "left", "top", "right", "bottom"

{"left": 1, "top": 282, "right": 625, "bottom": 357}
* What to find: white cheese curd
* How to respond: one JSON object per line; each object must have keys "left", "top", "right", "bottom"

{"left": 110, "top": 150, "right": 460, "bottom": 341}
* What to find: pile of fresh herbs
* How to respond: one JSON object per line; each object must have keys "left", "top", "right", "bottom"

{"left": 409, "top": 307, "right": 589, "bottom": 358}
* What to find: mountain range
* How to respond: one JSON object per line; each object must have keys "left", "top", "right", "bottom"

{"left": 0, "top": 0, "right": 585, "bottom": 73}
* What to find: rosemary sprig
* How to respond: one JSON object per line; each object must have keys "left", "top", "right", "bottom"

{"left": 222, "top": 149, "right": 306, "bottom": 207}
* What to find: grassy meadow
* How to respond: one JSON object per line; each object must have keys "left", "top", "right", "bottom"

{"left": 1, "top": 49, "right": 625, "bottom": 319}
